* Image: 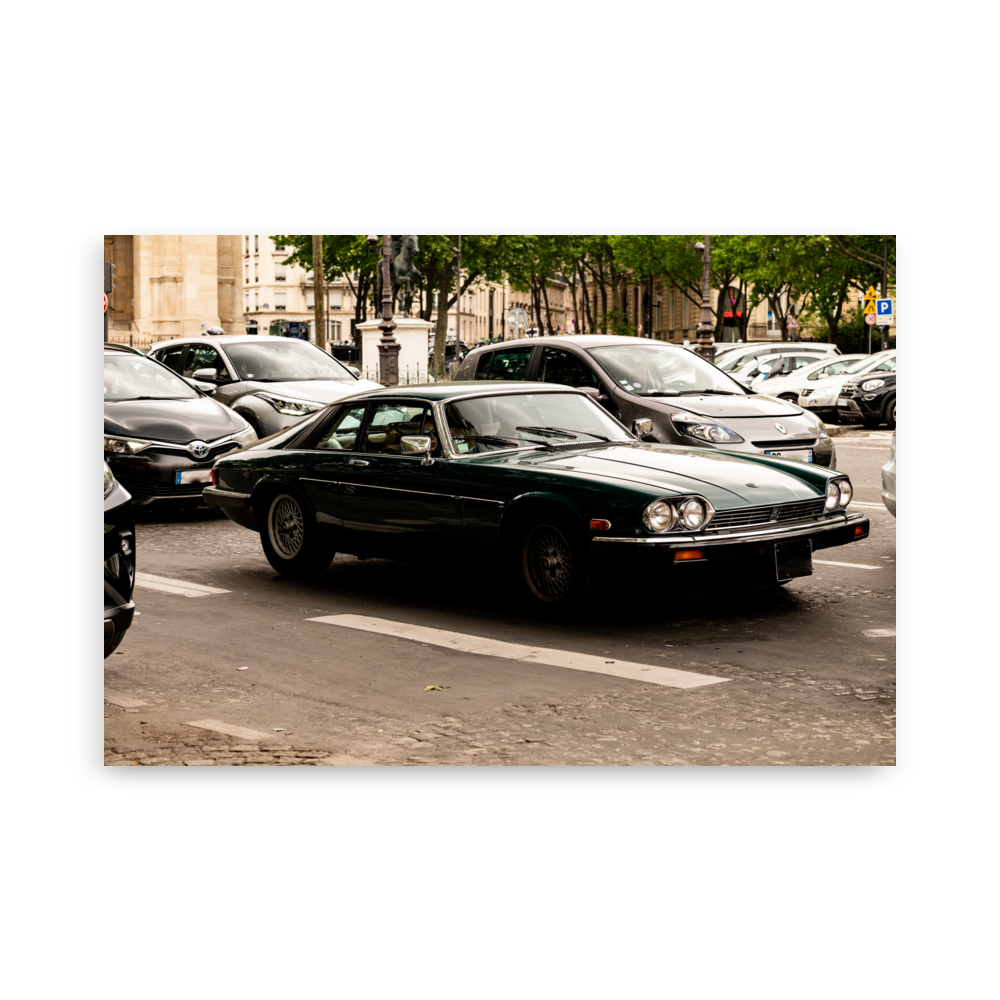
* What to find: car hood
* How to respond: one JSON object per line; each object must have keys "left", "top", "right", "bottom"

{"left": 244, "top": 378, "right": 382, "bottom": 402}
{"left": 649, "top": 392, "right": 802, "bottom": 418}
{"left": 104, "top": 396, "right": 248, "bottom": 443}
{"left": 497, "top": 443, "right": 824, "bottom": 508}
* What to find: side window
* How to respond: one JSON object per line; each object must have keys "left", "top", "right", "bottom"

{"left": 874, "top": 357, "right": 896, "bottom": 372}
{"left": 474, "top": 351, "right": 496, "bottom": 379}
{"left": 314, "top": 405, "right": 367, "bottom": 451}
{"left": 477, "top": 346, "right": 533, "bottom": 381}
{"left": 537, "top": 347, "right": 600, "bottom": 390}
{"left": 184, "top": 345, "right": 230, "bottom": 382}
{"left": 362, "top": 404, "right": 441, "bottom": 457}
{"left": 156, "top": 346, "right": 185, "bottom": 373}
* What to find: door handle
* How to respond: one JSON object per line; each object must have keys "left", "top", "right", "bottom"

{"left": 348, "top": 459, "right": 369, "bottom": 468}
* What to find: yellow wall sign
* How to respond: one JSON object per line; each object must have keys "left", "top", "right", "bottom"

{"left": 863, "top": 286, "right": 878, "bottom": 314}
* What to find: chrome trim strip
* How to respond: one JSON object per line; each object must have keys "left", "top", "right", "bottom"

{"left": 104, "top": 430, "right": 245, "bottom": 453}
{"left": 592, "top": 512, "right": 855, "bottom": 545}
{"left": 299, "top": 473, "right": 502, "bottom": 507}
{"left": 203, "top": 486, "right": 251, "bottom": 500}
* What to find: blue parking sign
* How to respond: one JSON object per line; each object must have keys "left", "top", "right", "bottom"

{"left": 876, "top": 298, "right": 893, "bottom": 317}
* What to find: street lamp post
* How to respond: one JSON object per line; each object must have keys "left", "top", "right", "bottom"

{"left": 694, "top": 237, "right": 715, "bottom": 364}
{"left": 367, "top": 234, "right": 400, "bottom": 386}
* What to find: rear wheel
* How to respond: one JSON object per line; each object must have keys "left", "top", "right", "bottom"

{"left": 258, "top": 488, "right": 335, "bottom": 578}
{"left": 510, "top": 515, "right": 596, "bottom": 618}
{"left": 778, "top": 393, "right": 799, "bottom": 402}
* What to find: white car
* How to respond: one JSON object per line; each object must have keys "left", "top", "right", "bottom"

{"left": 750, "top": 354, "right": 868, "bottom": 400}
{"left": 714, "top": 341, "right": 839, "bottom": 374}
{"left": 881, "top": 431, "right": 896, "bottom": 517}
{"left": 797, "top": 350, "right": 896, "bottom": 422}
{"left": 731, "top": 351, "right": 825, "bottom": 387}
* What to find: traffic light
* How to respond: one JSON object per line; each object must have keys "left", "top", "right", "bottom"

{"left": 104, "top": 262, "right": 116, "bottom": 293}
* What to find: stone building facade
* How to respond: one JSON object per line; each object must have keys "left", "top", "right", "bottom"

{"left": 104, "top": 236, "right": 243, "bottom": 347}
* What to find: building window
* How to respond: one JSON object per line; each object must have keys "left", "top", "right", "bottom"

{"left": 332, "top": 321, "right": 342, "bottom": 341}
{"left": 274, "top": 262, "right": 287, "bottom": 281}
{"left": 329, "top": 292, "right": 342, "bottom": 309}
{"left": 306, "top": 292, "right": 315, "bottom": 310}
{"left": 244, "top": 236, "right": 249, "bottom": 254}
{"left": 682, "top": 295, "right": 689, "bottom": 329}
{"left": 254, "top": 263, "right": 259, "bottom": 283}
{"left": 244, "top": 264, "right": 249, "bottom": 285}
{"left": 275, "top": 293, "right": 286, "bottom": 311}
{"left": 254, "top": 235, "right": 259, "bottom": 252}
{"left": 254, "top": 292, "right": 259, "bottom": 310}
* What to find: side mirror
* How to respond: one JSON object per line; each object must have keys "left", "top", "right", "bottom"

{"left": 578, "top": 387, "right": 600, "bottom": 399}
{"left": 632, "top": 418, "right": 653, "bottom": 438}
{"left": 400, "top": 435, "right": 435, "bottom": 466}
{"left": 192, "top": 367, "right": 219, "bottom": 381}
{"left": 346, "top": 366, "right": 361, "bottom": 376}
{"left": 182, "top": 376, "right": 216, "bottom": 395}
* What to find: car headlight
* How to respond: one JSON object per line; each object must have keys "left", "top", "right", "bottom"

{"left": 801, "top": 410, "right": 830, "bottom": 439}
{"left": 642, "top": 500, "right": 676, "bottom": 533}
{"left": 680, "top": 498, "right": 708, "bottom": 529}
{"left": 104, "top": 435, "right": 153, "bottom": 454}
{"left": 670, "top": 412, "right": 743, "bottom": 444}
{"left": 861, "top": 379, "right": 885, "bottom": 391}
{"left": 104, "top": 461, "right": 115, "bottom": 498}
{"left": 825, "top": 480, "right": 840, "bottom": 510}
{"left": 837, "top": 479, "right": 853, "bottom": 507}
{"left": 254, "top": 392, "right": 324, "bottom": 416}
{"left": 232, "top": 425, "right": 258, "bottom": 449}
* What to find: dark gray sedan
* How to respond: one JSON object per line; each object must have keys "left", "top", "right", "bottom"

{"left": 148, "top": 335, "right": 381, "bottom": 439}
{"left": 454, "top": 335, "right": 836, "bottom": 467}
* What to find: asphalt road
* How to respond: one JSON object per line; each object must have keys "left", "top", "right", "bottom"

{"left": 104, "top": 428, "right": 896, "bottom": 766}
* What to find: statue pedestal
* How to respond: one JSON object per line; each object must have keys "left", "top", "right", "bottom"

{"left": 357, "top": 317, "right": 433, "bottom": 385}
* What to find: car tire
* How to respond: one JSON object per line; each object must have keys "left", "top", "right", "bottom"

{"left": 104, "top": 629, "right": 126, "bottom": 658}
{"left": 258, "top": 487, "right": 335, "bottom": 579}
{"left": 779, "top": 393, "right": 799, "bottom": 402}
{"left": 883, "top": 397, "right": 896, "bottom": 430}
{"left": 509, "top": 514, "right": 596, "bottom": 618}
{"left": 238, "top": 411, "right": 265, "bottom": 439}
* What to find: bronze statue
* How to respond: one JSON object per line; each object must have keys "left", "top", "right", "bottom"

{"left": 374, "top": 235, "right": 423, "bottom": 317}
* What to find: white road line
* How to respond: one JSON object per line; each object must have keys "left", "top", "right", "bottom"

{"left": 135, "top": 573, "right": 230, "bottom": 597}
{"left": 835, "top": 445, "right": 890, "bottom": 451}
{"left": 849, "top": 501, "right": 888, "bottom": 509}
{"left": 105, "top": 693, "right": 148, "bottom": 708}
{"left": 863, "top": 629, "right": 896, "bottom": 638}
{"left": 309, "top": 614, "right": 728, "bottom": 690}
{"left": 813, "top": 559, "right": 883, "bottom": 569}
{"left": 185, "top": 720, "right": 279, "bottom": 741}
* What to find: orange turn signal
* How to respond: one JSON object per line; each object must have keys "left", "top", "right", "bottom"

{"left": 590, "top": 519, "right": 611, "bottom": 530}
{"left": 854, "top": 525, "right": 865, "bottom": 536}
{"left": 674, "top": 549, "right": 703, "bottom": 561}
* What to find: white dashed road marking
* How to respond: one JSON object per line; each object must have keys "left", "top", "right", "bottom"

{"left": 863, "top": 629, "right": 896, "bottom": 638}
{"left": 849, "top": 501, "right": 889, "bottom": 509}
{"left": 184, "top": 720, "right": 279, "bottom": 741}
{"left": 813, "top": 559, "right": 883, "bottom": 569}
{"left": 309, "top": 614, "right": 729, "bottom": 690}
{"left": 134, "top": 573, "right": 230, "bottom": 597}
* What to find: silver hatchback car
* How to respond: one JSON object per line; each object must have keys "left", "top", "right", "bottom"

{"left": 148, "top": 335, "right": 382, "bottom": 438}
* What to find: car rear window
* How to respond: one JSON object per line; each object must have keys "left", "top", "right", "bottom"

{"left": 475, "top": 346, "right": 533, "bottom": 380}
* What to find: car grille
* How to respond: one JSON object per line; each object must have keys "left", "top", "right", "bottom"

{"left": 707, "top": 497, "right": 828, "bottom": 531}
{"left": 117, "top": 479, "right": 208, "bottom": 503}
{"left": 751, "top": 438, "right": 817, "bottom": 448}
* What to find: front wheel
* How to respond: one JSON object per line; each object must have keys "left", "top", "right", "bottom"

{"left": 259, "top": 489, "right": 335, "bottom": 578}
{"left": 104, "top": 629, "right": 126, "bottom": 658}
{"left": 511, "top": 517, "right": 596, "bottom": 618}
{"left": 883, "top": 397, "right": 896, "bottom": 430}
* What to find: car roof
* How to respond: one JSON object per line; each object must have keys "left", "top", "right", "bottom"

{"left": 466, "top": 334, "right": 691, "bottom": 352}
{"left": 103, "top": 343, "right": 145, "bottom": 355}
{"left": 336, "top": 381, "right": 582, "bottom": 403}
{"left": 149, "top": 334, "right": 302, "bottom": 350}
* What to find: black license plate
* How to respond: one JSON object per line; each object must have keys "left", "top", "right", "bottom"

{"left": 775, "top": 539, "right": 813, "bottom": 580}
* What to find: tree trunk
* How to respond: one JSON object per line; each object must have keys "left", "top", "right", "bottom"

{"left": 577, "top": 260, "right": 592, "bottom": 333}
{"left": 433, "top": 268, "right": 451, "bottom": 379}
{"left": 541, "top": 280, "right": 554, "bottom": 334}
{"left": 312, "top": 235, "right": 326, "bottom": 352}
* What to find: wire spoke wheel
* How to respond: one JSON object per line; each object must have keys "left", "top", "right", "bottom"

{"left": 522, "top": 523, "right": 574, "bottom": 602}
{"left": 269, "top": 495, "right": 305, "bottom": 559}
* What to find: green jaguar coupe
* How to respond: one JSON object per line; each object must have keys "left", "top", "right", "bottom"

{"left": 204, "top": 382, "right": 870, "bottom": 615}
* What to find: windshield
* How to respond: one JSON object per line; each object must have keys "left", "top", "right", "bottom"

{"left": 104, "top": 354, "right": 199, "bottom": 401}
{"left": 224, "top": 339, "right": 356, "bottom": 382}
{"left": 844, "top": 353, "right": 894, "bottom": 375}
{"left": 589, "top": 343, "right": 746, "bottom": 396}
{"left": 716, "top": 349, "right": 763, "bottom": 371}
{"left": 445, "top": 392, "right": 631, "bottom": 454}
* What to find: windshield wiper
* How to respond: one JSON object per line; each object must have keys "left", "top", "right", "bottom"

{"left": 516, "top": 425, "right": 578, "bottom": 439}
{"left": 470, "top": 434, "right": 523, "bottom": 446}
{"left": 674, "top": 389, "right": 741, "bottom": 395}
